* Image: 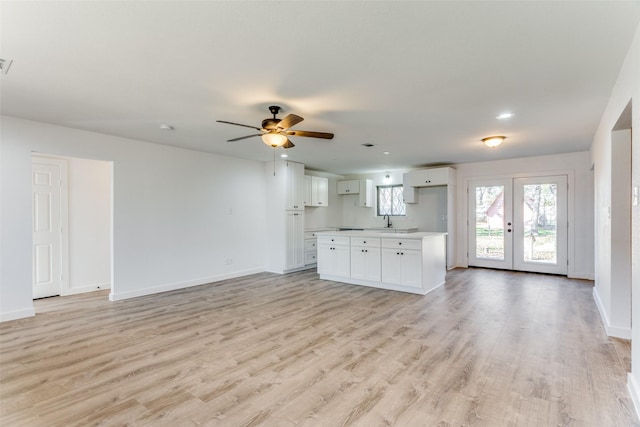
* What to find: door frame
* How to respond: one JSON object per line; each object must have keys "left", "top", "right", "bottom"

{"left": 32, "top": 155, "right": 70, "bottom": 298}
{"left": 461, "top": 170, "right": 576, "bottom": 277}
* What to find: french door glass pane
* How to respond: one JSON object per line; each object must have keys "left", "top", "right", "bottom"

{"left": 475, "top": 185, "right": 504, "bottom": 260}
{"left": 522, "top": 183, "right": 557, "bottom": 264}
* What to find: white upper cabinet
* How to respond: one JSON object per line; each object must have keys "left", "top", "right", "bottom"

{"left": 337, "top": 180, "right": 360, "bottom": 194}
{"left": 338, "top": 179, "right": 373, "bottom": 207}
{"left": 285, "top": 162, "right": 305, "bottom": 210}
{"left": 407, "top": 167, "right": 451, "bottom": 187}
{"left": 306, "top": 175, "right": 328, "bottom": 207}
{"left": 304, "top": 175, "right": 312, "bottom": 206}
{"left": 402, "top": 172, "right": 417, "bottom": 204}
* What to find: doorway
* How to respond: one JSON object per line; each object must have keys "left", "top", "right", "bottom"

{"left": 31, "top": 154, "right": 112, "bottom": 299}
{"left": 32, "top": 156, "right": 68, "bottom": 298}
{"left": 468, "top": 175, "right": 568, "bottom": 275}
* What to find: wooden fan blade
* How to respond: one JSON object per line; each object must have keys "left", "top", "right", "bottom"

{"left": 283, "top": 139, "right": 295, "bottom": 149}
{"left": 276, "top": 114, "right": 304, "bottom": 131}
{"left": 285, "top": 130, "right": 334, "bottom": 139}
{"left": 227, "top": 134, "right": 262, "bottom": 142}
{"left": 217, "top": 120, "right": 262, "bottom": 131}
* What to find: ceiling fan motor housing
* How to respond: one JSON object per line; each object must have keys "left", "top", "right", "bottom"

{"left": 262, "top": 118, "right": 281, "bottom": 130}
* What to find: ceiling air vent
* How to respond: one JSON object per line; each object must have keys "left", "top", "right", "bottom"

{"left": 362, "top": 143, "right": 375, "bottom": 148}
{"left": 0, "top": 59, "right": 13, "bottom": 75}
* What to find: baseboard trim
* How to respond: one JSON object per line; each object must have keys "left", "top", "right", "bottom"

{"left": 568, "top": 272, "right": 595, "bottom": 280}
{"left": 0, "top": 307, "right": 35, "bottom": 322}
{"left": 109, "top": 268, "right": 264, "bottom": 302}
{"left": 628, "top": 373, "right": 640, "bottom": 421}
{"left": 593, "top": 287, "right": 632, "bottom": 339}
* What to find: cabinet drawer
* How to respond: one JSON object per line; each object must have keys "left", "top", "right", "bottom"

{"left": 382, "top": 238, "right": 422, "bottom": 250}
{"left": 305, "top": 252, "right": 318, "bottom": 265}
{"left": 305, "top": 239, "right": 317, "bottom": 251}
{"left": 304, "top": 231, "right": 317, "bottom": 240}
{"left": 350, "top": 237, "right": 381, "bottom": 248}
{"left": 318, "top": 235, "right": 350, "bottom": 246}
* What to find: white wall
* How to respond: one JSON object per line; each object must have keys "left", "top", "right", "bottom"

{"left": 67, "top": 156, "right": 112, "bottom": 294}
{"left": 453, "top": 151, "right": 594, "bottom": 279}
{"left": 588, "top": 22, "right": 640, "bottom": 414}
{"left": 304, "top": 170, "right": 342, "bottom": 229}
{"left": 0, "top": 116, "right": 267, "bottom": 321}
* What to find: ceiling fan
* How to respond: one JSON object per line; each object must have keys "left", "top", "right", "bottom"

{"left": 217, "top": 105, "right": 334, "bottom": 149}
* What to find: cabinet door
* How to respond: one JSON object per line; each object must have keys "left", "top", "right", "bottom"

{"left": 317, "top": 244, "right": 333, "bottom": 275}
{"left": 304, "top": 175, "right": 312, "bottom": 206}
{"left": 358, "top": 179, "right": 373, "bottom": 207}
{"left": 381, "top": 248, "right": 403, "bottom": 285}
{"left": 364, "top": 247, "right": 381, "bottom": 282}
{"left": 402, "top": 173, "right": 417, "bottom": 204}
{"left": 400, "top": 250, "right": 422, "bottom": 288}
{"left": 312, "top": 176, "right": 328, "bottom": 206}
{"left": 333, "top": 245, "right": 351, "bottom": 278}
{"left": 427, "top": 168, "right": 449, "bottom": 186}
{"left": 407, "top": 167, "right": 450, "bottom": 187}
{"left": 350, "top": 247, "right": 367, "bottom": 279}
{"left": 286, "top": 162, "right": 304, "bottom": 210}
{"left": 285, "top": 212, "right": 304, "bottom": 270}
{"left": 337, "top": 180, "right": 359, "bottom": 194}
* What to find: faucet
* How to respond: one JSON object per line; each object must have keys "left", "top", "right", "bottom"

{"left": 383, "top": 215, "right": 392, "bottom": 228}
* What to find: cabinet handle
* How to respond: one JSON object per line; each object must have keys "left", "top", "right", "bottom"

{"left": 365, "top": 249, "right": 368, "bottom": 253}
{"left": 397, "top": 252, "right": 400, "bottom": 255}
{"left": 363, "top": 241, "right": 366, "bottom": 244}
{"left": 398, "top": 242, "right": 402, "bottom": 245}
{"left": 401, "top": 252, "right": 404, "bottom": 255}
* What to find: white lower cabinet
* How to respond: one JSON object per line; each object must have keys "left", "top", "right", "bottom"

{"left": 317, "top": 232, "right": 446, "bottom": 295}
{"left": 318, "top": 236, "right": 350, "bottom": 278}
{"left": 381, "top": 248, "right": 422, "bottom": 288}
{"left": 286, "top": 211, "right": 305, "bottom": 270}
{"left": 350, "top": 237, "right": 381, "bottom": 281}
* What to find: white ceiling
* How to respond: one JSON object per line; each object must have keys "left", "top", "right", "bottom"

{"left": 2, "top": 1, "right": 639, "bottom": 175}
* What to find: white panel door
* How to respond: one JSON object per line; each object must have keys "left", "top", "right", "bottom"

{"left": 32, "top": 161, "right": 62, "bottom": 298}
{"left": 468, "top": 176, "right": 568, "bottom": 275}
{"left": 513, "top": 176, "right": 568, "bottom": 274}
{"left": 468, "top": 179, "right": 514, "bottom": 270}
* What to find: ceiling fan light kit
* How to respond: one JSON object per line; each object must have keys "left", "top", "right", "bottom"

{"left": 482, "top": 136, "right": 506, "bottom": 148}
{"left": 217, "top": 105, "right": 334, "bottom": 150}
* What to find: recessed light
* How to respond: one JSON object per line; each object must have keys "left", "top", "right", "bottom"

{"left": 362, "top": 143, "right": 375, "bottom": 148}
{"left": 280, "top": 154, "right": 288, "bottom": 158}
{"left": 160, "top": 124, "right": 174, "bottom": 131}
{"left": 496, "top": 112, "right": 514, "bottom": 120}
{"left": 383, "top": 151, "right": 390, "bottom": 155}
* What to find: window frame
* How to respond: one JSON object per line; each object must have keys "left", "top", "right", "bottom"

{"left": 376, "top": 184, "right": 406, "bottom": 216}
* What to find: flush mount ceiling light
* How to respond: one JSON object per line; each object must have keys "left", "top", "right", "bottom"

{"left": 482, "top": 136, "right": 506, "bottom": 148}
{"left": 383, "top": 151, "right": 390, "bottom": 155}
{"left": 496, "top": 112, "right": 514, "bottom": 120}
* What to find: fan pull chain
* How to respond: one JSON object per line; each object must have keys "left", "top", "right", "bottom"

{"left": 273, "top": 147, "right": 276, "bottom": 176}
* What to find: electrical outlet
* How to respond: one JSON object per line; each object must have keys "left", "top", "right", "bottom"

{"left": 226, "top": 258, "right": 233, "bottom": 265}
{"left": 227, "top": 208, "right": 233, "bottom": 215}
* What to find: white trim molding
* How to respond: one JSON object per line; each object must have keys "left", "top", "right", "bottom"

{"left": 109, "top": 268, "right": 264, "bottom": 301}
{"left": 628, "top": 373, "right": 640, "bottom": 422}
{"left": 593, "top": 287, "right": 632, "bottom": 339}
{"left": 0, "top": 307, "right": 35, "bottom": 322}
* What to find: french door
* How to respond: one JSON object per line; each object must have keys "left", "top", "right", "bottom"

{"left": 468, "top": 175, "right": 567, "bottom": 275}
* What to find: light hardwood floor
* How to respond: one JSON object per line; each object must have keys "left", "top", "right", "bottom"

{"left": 1, "top": 268, "right": 637, "bottom": 426}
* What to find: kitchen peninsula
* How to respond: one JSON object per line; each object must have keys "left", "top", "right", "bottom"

{"left": 316, "top": 230, "right": 447, "bottom": 295}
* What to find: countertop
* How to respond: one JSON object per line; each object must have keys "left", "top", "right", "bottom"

{"left": 315, "top": 230, "right": 447, "bottom": 239}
